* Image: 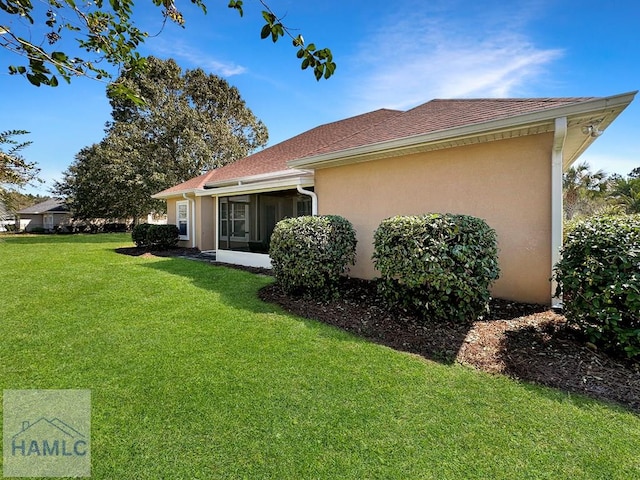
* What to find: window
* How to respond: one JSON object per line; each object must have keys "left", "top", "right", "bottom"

{"left": 176, "top": 200, "right": 189, "bottom": 240}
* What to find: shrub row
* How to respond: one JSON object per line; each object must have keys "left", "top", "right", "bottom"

{"left": 132, "top": 223, "right": 180, "bottom": 249}
{"left": 269, "top": 213, "right": 500, "bottom": 323}
{"left": 269, "top": 215, "right": 357, "bottom": 299}
{"left": 373, "top": 214, "right": 500, "bottom": 323}
{"left": 554, "top": 214, "right": 640, "bottom": 359}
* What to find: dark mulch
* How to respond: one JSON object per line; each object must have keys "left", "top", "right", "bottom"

{"left": 117, "top": 246, "right": 640, "bottom": 414}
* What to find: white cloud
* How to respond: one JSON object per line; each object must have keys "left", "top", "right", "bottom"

{"left": 145, "top": 38, "right": 247, "bottom": 77}
{"left": 348, "top": 6, "right": 563, "bottom": 112}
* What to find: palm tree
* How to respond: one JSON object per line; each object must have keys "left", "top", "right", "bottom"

{"left": 563, "top": 162, "right": 608, "bottom": 220}
{"left": 609, "top": 174, "right": 640, "bottom": 214}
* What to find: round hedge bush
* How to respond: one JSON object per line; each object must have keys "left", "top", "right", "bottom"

{"left": 269, "top": 215, "right": 357, "bottom": 299}
{"left": 554, "top": 214, "right": 640, "bottom": 359}
{"left": 132, "top": 223, "right": 179, "bottom": 249}
{"left": 373, "top": 213, "right": 500, "bottom": 323}
{"left": 132, "top": 223, "right": 153, "bottom": 247}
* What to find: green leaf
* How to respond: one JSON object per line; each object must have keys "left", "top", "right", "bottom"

{"left": 260, "top": 24, "right": 270, "bottom": 40}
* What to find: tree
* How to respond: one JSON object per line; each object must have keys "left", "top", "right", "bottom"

{"left": 108, "top": 56, "right": 268, "bottom": 176}
{"left": 1, "top": 0, "right": 335, "bottom": 99}
{"left": 609, "top": 168, "right": 640, "bottom": 214}
{"left": 0, "top": 129, "right": 41, "bottom": 205}
{"left": 563, "top": 161, "right": 608, "bottom": 220}
{"left": 55, "top": 57, "right": 268, "bottom": 221}
{"left": 55, "top": 142, "right": 166, "bottom": 221}
{"left": 1, "top": 191, "right": 50, "bottom": 213}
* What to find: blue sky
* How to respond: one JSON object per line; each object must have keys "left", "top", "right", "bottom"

{"left": 1, "top": 0, "right": 638, "bottom": 196}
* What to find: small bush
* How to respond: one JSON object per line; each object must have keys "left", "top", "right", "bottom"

{"left": 147, "top": 224, "right": 180, "bottom": 249}
{"left": 132, "top": 223, "right": 179, "bottom": 249}
{"left": 269, "top": 215, "right": 357, "bottom": 299}
{"left": 554, "top": 214, "right": 640, "bottom": 359}
{"left": 132, "top": 223, "right": 153, "bottom": 247}
{"left": 373, "top": 214, "right": 500, "bottom": 323}
{"left": 29, "top": 226, "right": 47, "bottom": 234}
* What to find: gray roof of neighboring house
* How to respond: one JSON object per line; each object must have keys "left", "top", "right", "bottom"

{"left": 17, "top": 199, "right": 70, "bottom": 215}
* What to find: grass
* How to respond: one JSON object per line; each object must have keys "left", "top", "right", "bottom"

{"left": 1, "top": 233, "right": 639, "bottom": 479}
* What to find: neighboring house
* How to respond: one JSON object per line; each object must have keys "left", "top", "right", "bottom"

{"left": 153, "top": 91, "right": 636, "bottom": 305}
{"left": 17, "top": 199, "right": 72, "bottom": 232}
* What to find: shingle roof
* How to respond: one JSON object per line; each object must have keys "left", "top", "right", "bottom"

{"left": 310, "top": 97, "right": 596, "bottom": 155}
{"left": 155, "top": 96, "right": 599, "bottom": 196}
{"left": 17, "top": 199, "right": 69, "bottom": 214}
{"left": 154, "top": 108, "right": 402, "bottom": 196}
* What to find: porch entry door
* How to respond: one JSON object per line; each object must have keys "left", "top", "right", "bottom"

{"left": 260, "top": 196, "right": 279, "bottom": 249}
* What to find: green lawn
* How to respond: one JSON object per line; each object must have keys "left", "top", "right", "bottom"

{"left": 1, "top": 233, "right": 639, "bottom": 479}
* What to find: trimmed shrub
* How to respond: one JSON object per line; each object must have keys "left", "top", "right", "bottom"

{"left": 132, "top": 223, "right": 179, "bottom": 249}
{"left": 554, "top": 214, "right": 640, "bottom": 359}
{"left": 269, "top": 215, "right": 357, "bottom": 299}
{"left": 373, "top": 214, "right": 500, "bottom": 323}
{"left": 132, "top": 223, "right": 153, "bottom": 247}
{"left": 147, "top": 224, "right": 180, "bottom": 249}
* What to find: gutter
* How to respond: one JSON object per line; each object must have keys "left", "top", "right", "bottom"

{"left": 551, "top": 117, "right": 567, "bottom": 306}
{"left": 297, "top": 185, "right": 318, "bottom": 215}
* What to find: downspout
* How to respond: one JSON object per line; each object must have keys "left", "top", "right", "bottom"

{"left": 551, "top": 117, "right": 567, "bottom": 306}
{"left": 297, "top": 184, "right": 318, "bottom": 215}
{"left": 182, "top": 193, "right": 196, "bottom": 248}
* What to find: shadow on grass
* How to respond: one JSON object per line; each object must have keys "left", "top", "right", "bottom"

{"left": 258, "top": 279, "right": 477, "bottom": 365}
{"left": 131, "top": 252, "right": 640, "bottom": 414}
{"left": 138, "top": 256, "right": 371, "bottom": 344}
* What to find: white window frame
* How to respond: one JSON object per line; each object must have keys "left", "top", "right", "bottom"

{"left": 219, "top": 198, "right": 250, "bottom": 243}
{"left": 176, "top": 200, "right": 189, "bottom": 240}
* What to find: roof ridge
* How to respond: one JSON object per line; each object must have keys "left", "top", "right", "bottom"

{"left": 428, "top": 97, "right": 598, "bottom": 103}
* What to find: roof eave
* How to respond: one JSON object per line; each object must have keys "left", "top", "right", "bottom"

{"left": 152, "top": 188, "right": 203, "bottom": 200}
{"left": 197, "top": 174, "right": 314, "bottom": 197}
{"left": 288, "top": 91, "right": 637, "bottom": 170}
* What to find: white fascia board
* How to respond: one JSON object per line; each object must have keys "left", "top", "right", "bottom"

{"left": 289, "top": 91, "right": 637, "bottom": 170}
{"left": 203, "top": 169, "right": 313, "bottom": 188}
{"left": 151, "top": 189, "right": 203, "bottom": 200}
{"left": 196, "top": 175, "right": 314, "bottom": 197}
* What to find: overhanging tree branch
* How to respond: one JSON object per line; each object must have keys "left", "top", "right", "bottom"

{"left": 1, "top": 0, "right": 335, "bottom": 99}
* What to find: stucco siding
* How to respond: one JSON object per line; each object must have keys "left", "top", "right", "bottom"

{"left": 196, "top": 196, "right": 215, "bottom": 251}
{"left": 315, "top": 133, "right": 554, "bottom": 304}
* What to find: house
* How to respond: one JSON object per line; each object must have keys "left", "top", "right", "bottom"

{"left": 153, "top": 91, "right": 636, "bottom": 305}
{"left": 17, "top": 199, "right": 72, "bottom": 232}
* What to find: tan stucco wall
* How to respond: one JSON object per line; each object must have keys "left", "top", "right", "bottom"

{"left": 196, "top": 196, "right": 215, "bottom": 251}
{"left": 315, "top": 133, "right": 554, "bottom": 305}
{"left": 165, "top": 195, "right": 216, "bottom": 250}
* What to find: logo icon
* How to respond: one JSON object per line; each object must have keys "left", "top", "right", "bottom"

{"left": 11, "top": 417, "right": 88, "bottom": 458}
{"left": 3, "top": 389, "right": 91, "bottom": 477}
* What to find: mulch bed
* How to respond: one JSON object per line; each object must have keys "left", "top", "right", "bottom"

{"left": 117, "top": 246, "right": 640, "bottom": 414}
